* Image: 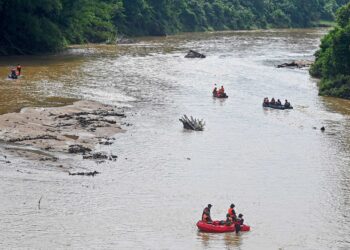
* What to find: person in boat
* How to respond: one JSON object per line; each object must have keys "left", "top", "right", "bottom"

{"left": 284, "top": 99, "right": 291, "bottom": 108}
{"left": 219, "top": 213, "right": 233, "bottom": 226}
{"left": 213, "top": 85, "right": 218, "bottom": 97}
{"left": 9, "top": 68, "right": 17, "bottom": 79}
{"left": 263, "top": 97, "right": 269, "bottom": 104}
{"left": 202, "top": 204, "right": 213, "bottom": 223}
{"left": 225, "top": 213, "right": 233, "bottom": 226}
{"left": 16, "top": 64, "right": 21, "bottom": 75}
{"left": 228, "top": 203, "right": 237, "bottom": 220}
{"left": 235, "top": 214, "right": 244, "bottom": 233}
{"left": 217, "top": 86, "right": 225, "bottom": 96}
{"left": 277, "top": 99, "right": 282, "bottom": 105}
{"left": 270, "top": 97, "right": 276, "bottom": 105}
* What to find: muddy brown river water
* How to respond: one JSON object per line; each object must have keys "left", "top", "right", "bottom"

{"left": 0, "top": 29, "right": 350, "bottom": 249}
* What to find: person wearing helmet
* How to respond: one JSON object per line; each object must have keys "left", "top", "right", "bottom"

{"left": 235, "top": 214, "right": 244, "bottom": 233}
{"left": 225, "top": 213, "right": 233, "bottom": 226}
{"left": 202, "top": 204, "right": 213, "bottom": 223}
{"left": 284, "top": 99, "right": 291, "bottom": 108}
{"left": 228, "top": 203, "right": 237, "bottom": 220}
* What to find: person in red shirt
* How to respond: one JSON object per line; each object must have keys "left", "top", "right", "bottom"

{"left": 202, "top": 204, "right": 213, "bottom": 223}
{"left": 217, "top": 85, "right": 224, "bottom": 95}
{"left": 16, "top": 64, "right": 22, "bottom": 75}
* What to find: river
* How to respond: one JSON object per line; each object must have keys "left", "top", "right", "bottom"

{"left": 0, "top": 29, "right": 349, "bottom": 249}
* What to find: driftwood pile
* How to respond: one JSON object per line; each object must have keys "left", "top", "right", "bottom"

{"left": 179, "top": 115, "right": 205, "bottom": 131}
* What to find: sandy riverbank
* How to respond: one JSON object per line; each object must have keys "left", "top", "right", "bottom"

{"left": 0, "top": 100, "right": 126, "bottom": 164}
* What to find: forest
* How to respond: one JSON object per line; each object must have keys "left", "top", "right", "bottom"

{"left": 0, "top": 0, "right": 348, "bottom": 55}
{"left": 310, "top": 2, "right": 350, "bottom": 99}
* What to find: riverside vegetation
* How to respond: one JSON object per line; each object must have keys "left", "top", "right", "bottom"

{"left": 0, "top": 0, "right": 349, "bottom": 55}
{"left": 310, "top": 2, "right": 350, "bottom": 99}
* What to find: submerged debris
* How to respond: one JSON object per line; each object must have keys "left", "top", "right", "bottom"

{"left": 179, "top": 115, "right": 205, "bottom": 131}
{"left": 68, "top": 171, "right": 100, "bottom": 177}
{"left": 38, "top": 196, "right": 43, "bottom": 210}
{"left": 68, "top": 145, "right": 92, "bottom": 154}
{"left": 8, "top": 135, "right": 58, "bottom": 143}
{"left": 277, "top": 60, "right": 313, "bottom": 69}
{"left": 83, "top": 152, "right": 117, "bottom": 161}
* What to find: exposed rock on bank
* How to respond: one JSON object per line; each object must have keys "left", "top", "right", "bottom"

{"left": 0, "top": 100, "right": 125, "bottom": 162}
{"left": 185, "top": 50, "right": 206, "bottom": 58}
{"left": 277, "top": 60, "right": 313, "bottom": 69}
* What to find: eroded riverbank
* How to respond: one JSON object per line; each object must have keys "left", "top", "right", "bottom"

{"left": 0, "top": 100, "right": 125, "bottom": 165}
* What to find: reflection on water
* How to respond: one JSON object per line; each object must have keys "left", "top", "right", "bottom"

{"left": 197, "top": 231, "right": 242, "bottom": 249}
{"left": 0, "top": 28, "right": 350, "bottom": 249}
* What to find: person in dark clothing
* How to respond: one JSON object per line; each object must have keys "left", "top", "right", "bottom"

{"left": 213, "top": 86, "right": 218, "bottom": 97}
{"left": 202, "top": 204, "right": 213, "bottom": 223}
{"left": 9, "top": 68, "right": 17, "bottom": 79}
{"left": 235, "top": 214, "right": 244, "bottom": 233}
{"left": 277, "top": 99, "right": 282, "bottom": 105}
{"left": 225, "top": 213, "right": 233, "bottom": 226}
{"left": 284, "top": 99, "right": 291, "bottom": 107}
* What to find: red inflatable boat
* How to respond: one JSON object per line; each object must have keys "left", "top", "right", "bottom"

{"left": 196, "top": 220, "right": 250, "bottom": 233}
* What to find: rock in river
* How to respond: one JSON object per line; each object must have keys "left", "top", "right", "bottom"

{"left": 185, "top": 50, "right": 206, "bottom": 58}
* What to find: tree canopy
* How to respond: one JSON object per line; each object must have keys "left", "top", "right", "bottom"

{"left": 310, "top": 2, "right": 350, "bottom": 99}
{"left": 0, "top": 0, "right": 348, "bottom": 55}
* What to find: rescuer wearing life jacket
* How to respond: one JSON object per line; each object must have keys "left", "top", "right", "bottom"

{"left": 228, "top": 203, "right": 237, "bottom": 220}
{"left": 16, "top": 64, "right": 22, "bottom": 75}
{"left": 202, "top": 204, "right": 213, "bottom": 223}
{"left": 225, "top": 213, "right": 233, "bottom": 226}
{"left": 217, "top": 85, "right": 225, "bottom": 96}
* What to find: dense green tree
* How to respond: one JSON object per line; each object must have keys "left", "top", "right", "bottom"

{"left": 310, "top": 3, "right": 350, "bottom": 98}
{"left": 0, "top": 0, "right": 64, "bottom": 54}
{"left": 0, "top": 0, "right": 349, "bottom": 55}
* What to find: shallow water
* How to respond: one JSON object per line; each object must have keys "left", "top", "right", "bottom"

{"left": 1, "top": 29, "right": 350, "bottom": 249}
